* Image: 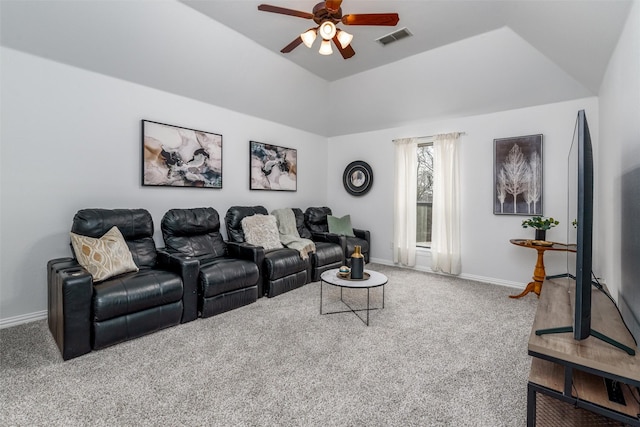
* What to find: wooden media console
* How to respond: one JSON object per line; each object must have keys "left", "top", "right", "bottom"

{"left": 527, "top": 277, "right": 640, "bottom": 426}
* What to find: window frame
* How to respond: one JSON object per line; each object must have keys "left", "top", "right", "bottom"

{"left": 416, "top": 139, "right": 434, "bottom": 249}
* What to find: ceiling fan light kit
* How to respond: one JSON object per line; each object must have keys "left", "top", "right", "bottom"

{"left": 319, "top": 21, "right": 337, "bottom": 40}
{"left": 301, "top": 28, "right": 317, "bottom": 48}
{"left": 319, "top": 39, "right": 333, "bottom": 55}
{"left": 336, "top": 30, "right": 353, "bottom": 49}
{"left": 258, "top": 1, "right": 399, "bottom": 59}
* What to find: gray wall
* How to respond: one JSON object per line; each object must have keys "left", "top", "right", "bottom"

{"left": 0, "top": 48, "right": 328, "bottom": 325}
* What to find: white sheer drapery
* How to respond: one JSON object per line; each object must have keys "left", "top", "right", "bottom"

{"left": 393, "top": 138, "right": 418, "bottom": 267}
{"left": 431, "top": 132, "right": 462, "bottom": 275}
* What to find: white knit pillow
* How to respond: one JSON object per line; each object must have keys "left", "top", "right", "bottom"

{"left": 241, "top": 214, "right": 283, "bottom": 251}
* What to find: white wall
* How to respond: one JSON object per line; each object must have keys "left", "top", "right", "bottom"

{"left": 0, "top": 0, "right": 330, "bottom": 136}
{"left": 598, "top": 0, "right": 640, "bottom": 339}
{"left": 327, "top": 97, "right": 599, "bottom": 289}
{"left": 327, "top": 27, "right": 593, "bottom": 137}
{"left": 0, "top": 48, "right": 328, "bottom": 325}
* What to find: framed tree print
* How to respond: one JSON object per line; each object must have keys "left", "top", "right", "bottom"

{"left": 494, "top": 134, "right": 543, "bottom": 215}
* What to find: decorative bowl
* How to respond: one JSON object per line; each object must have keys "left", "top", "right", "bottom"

{"left": 338, "top": 266, "right": 351, "bottom": 278}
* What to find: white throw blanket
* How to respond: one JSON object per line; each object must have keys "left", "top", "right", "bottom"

{"left": 271, "top": 208, "right": 316, "bottom": 260}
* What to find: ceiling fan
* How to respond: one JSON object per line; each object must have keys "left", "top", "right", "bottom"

{"left": 258, "top": 0, "right": 399, "bottom": 59}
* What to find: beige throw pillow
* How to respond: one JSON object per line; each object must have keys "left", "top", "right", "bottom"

{"left": 70, "top": 226, "right": 139, "bottom": 282}
{"left": 241, "top": 214, "right": 283, "bottom": 251}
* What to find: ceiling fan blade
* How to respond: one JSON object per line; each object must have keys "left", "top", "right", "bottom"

{"left": 342, "top": 13, "right": 400, "bottom": 26}
{"left": 280, "top": 36, "right": 304, "bottom": 53}
{"left": 332, "top": 35, "right": 355, "bottom": 59}
{"left": 258, "top": 4, "right": 314, "bottom": 20}
{"left": 325, "top": 0, "right": 343, "bottom": 12}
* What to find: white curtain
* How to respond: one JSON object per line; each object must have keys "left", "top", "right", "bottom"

{"left": 393, "top": 138, "right": 418, "bottom": 267}
{"left": 431, "top": 132, "right": 462, "bottom": 275}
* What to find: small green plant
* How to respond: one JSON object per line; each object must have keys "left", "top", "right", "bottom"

{"left": 521, "top": 216, "right": 559, "bottom": 230}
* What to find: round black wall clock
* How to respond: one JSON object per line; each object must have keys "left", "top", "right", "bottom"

{"left": 343, "top": 161, "right": 373, "bottom": 196}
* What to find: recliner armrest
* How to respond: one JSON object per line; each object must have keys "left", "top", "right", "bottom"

{"left": 157, "top": 250, "right": 200, "bottom": 323}
{"left": 352, "top": 229, "right": 371, "bottom": 262}
{"left": 227, "top": 241, "right": 266, "bottom": 297}
{"left": 227, "top": 241, "right": 265, "bottom": 264}
{"left": 47, "top": 258, "right": 93, "bottom": 360}
{"left": 353, "top": 228, "right": 370, "bottom": 244}
{"left": 311, "top": 231, "right": 345, "bottom": 247}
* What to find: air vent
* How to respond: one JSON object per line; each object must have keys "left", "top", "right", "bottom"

{"left": 376, "top": 27, "right": 412, "bottom": 46}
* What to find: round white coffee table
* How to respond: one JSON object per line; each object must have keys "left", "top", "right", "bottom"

{"left": 319, "top": 268, "right": 387, "bottom": 326}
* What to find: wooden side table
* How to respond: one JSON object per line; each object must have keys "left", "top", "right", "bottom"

{"left": 509, "top": 239, "right": 573, "bottom": 299}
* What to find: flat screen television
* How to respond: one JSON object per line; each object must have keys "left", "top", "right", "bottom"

{"left": 536, "top": 110, "right": 635, "bottom": 355}
{"left": 569, "top": 109, "right": 594, "bottom": 340}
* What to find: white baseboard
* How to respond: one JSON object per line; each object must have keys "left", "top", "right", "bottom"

{"left": 458, "top": 273, "right": 525, "bottom": 290}
{"left": 0, "top": 310, "right": 47, "bottom": 329}
{"left": 369, "top": 257, "right": 525, "bottom": 291}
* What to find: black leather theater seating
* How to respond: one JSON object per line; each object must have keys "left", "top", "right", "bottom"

{"left": 48, "top": 209, "right": 198, "bottom": 360}
{"left": 304, "top": 206, "right": 371, "bottom": 265}
{"left": 225, "top": 206, "right": 309, "bottom": 298}
{"left": 161, "top": 207, "right": 260, "bottom": 318}
{"left": 292, "top": 208, "right": 344, "bottom": 282}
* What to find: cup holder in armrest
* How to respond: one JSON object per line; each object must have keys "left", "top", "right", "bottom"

{"left": 64, "top": 268, "right": 86, "bottom": 277}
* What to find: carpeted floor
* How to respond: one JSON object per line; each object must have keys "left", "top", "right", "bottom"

{"left": 1, "top": 264, "right": 537, "bottom": 426}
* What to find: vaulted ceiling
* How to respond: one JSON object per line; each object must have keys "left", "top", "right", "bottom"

{"left": 182, "top": 0, "right": 630, "bottom": 91}
{"left": 0, "top": 0, "right": 632, "bottom": 136}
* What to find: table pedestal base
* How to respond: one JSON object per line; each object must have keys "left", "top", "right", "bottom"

{"left": 509, "top": 280, "right": 542, "bottom": 299}
{"left": 510, "top": 244, "right": 547, "bottom": 299}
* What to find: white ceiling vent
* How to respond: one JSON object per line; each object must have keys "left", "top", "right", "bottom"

{"left": 376, "top": 27, "right": 412, "bottom": 46}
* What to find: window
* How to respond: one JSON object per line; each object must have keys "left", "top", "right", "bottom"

{"left": 417, "top": 142, "right": 433, "bottom": 248}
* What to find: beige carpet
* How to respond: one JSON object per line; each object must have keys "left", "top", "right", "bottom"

{"left": 1, "top": 264, "right": 537, "bottom": 426}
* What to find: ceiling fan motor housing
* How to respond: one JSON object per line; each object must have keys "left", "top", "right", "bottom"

{"left": 312, "top": 2, "right": 342, "bottom": 24}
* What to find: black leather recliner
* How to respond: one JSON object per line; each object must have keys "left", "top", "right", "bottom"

{"left": 161, "top": 207, "right": 260, "bottom": 318}
{"left": 304, "top": 207, "right": 371, "bottom": 264}
{"left": 47, "top": 209, "right": 198, "bottom": 360}
{"left": 292, "top": 208, "right": 344, "bottom": 282}
{"left": 225, "top": 206, "right": 309, "bottom": 298}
